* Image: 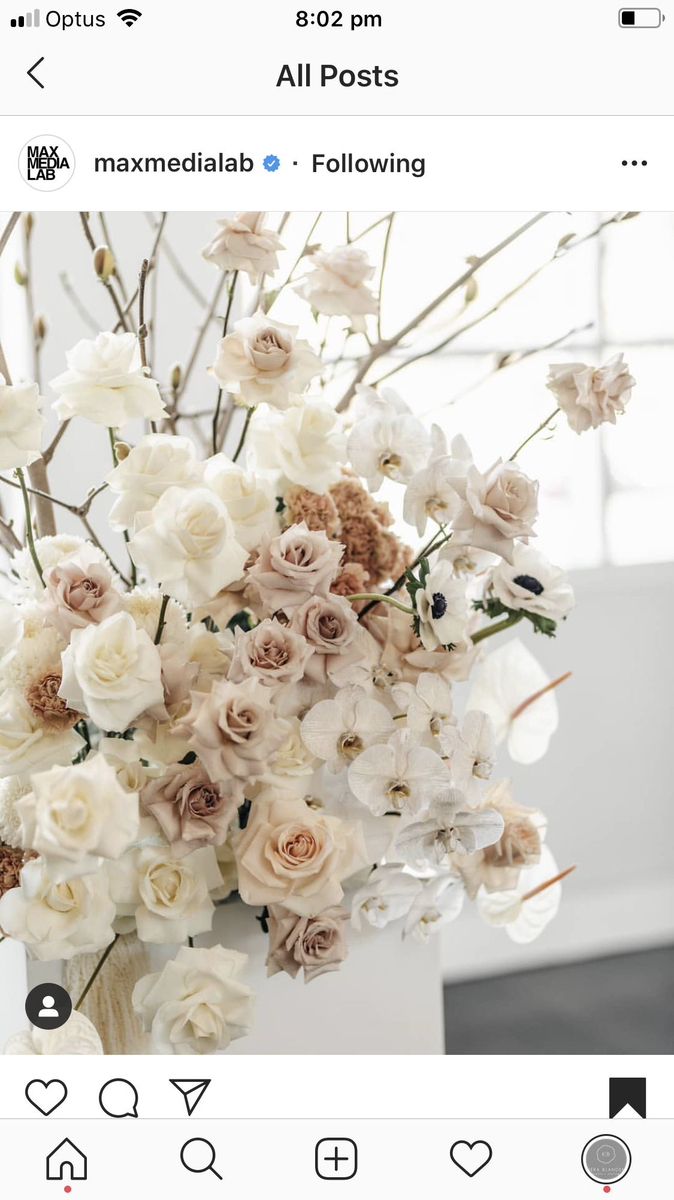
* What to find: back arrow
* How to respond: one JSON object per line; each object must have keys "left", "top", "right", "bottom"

{"left": 27, "top": 57, "right": 45, "bottom": 88}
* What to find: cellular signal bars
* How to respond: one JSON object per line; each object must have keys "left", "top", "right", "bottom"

{"left": 10, "top": 9, "right": 40, "bottom": 26}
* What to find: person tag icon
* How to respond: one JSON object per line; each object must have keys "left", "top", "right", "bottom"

{"left": 25, "top": 984, "right": 72, "bottom": 1031}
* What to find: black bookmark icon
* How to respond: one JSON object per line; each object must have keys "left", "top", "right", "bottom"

{"left": 609, "top": 1077, "right": 646, "bottom": 1118}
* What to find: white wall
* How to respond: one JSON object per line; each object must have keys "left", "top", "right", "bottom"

{"left": 442, "top": 561, "right": 674, "bottom": 980}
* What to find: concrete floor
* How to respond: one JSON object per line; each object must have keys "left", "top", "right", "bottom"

{"left": 444, "top": 944, "right": 674, "bottom": 1054}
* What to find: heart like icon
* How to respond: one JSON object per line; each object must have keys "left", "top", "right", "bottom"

{"left": 450, "top": 1139, "right": 493, "bottom": 1178}
{"left": 25, "top": 1079, "right": 68, "bottom": 1116}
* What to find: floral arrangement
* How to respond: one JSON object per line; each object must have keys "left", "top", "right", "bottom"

{"left": 0, "top": 210, "right": 635, "bottom": 1055}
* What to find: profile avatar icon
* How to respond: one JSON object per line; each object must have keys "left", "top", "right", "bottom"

{"left": 25, "top": 983, "right": 73, "bottom": 1031}
{"left": 38, "top": 995, "right": 59, "bottom": 1020}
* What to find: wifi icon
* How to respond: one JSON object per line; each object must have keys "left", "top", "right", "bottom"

{"left": 117, "top": 7, "right": 142, "bottom": 25}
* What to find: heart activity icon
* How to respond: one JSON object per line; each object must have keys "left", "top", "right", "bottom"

{"left": 450, "top": 1139, "right": 493, "bottom": 1177}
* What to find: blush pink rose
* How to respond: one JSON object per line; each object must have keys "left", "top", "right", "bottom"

{"left": 247, "top": 522, "right": 343, "bottom": 614}
{"left": 266, "top": 904, "right": 349, "bottom": 983}
{"left": 142, "top": 762, "right": 237, "bottom": 856}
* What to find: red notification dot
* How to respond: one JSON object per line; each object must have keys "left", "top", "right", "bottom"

{"left": 603, "top": 1189, "right": 611, "bottom": 1194}
{"left": 64, "top": 1188, "right": 72, "bottom": 1195}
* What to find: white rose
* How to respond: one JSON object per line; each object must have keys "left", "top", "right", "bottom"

{"left": 128, "top": 486, "right": 248, "bottom": 608}
{"left": 547, "top": 353, "right": 635, "bottom": 434}
{"left": 133, "top": 944, "right": 254, "bottom": 1053}
{"left": 0, "top": 688, "right": 83, "bottom": 779}
{"left": 107, "top": 434, "right": 203, "bottom": 533}
{"left": 110, "top": 844, "right": 221, "bottom": 944}
{"left": 50, "top": 331, "right": 167, "bottom": 427}
{"left": 251, "top": 400, "right": 346, "bottom": 493}
{"left": 16, "top": 753, "right": 139, "bottom": 881}
{"left": 4, "top": 1010, "right": 103, "bottom": 1054}
{"left": 211, "top": 311, "right": 320, "bottom": 410}
{"left": 203, "top": 454, "right": 279, "bottom": 550}
{"left": 59, "top": 611, "right": 164, "bottom": 733}
{"left": 202, "top": 211, "right": 284, "bottom": 281}
{"left": 0, "top": 375, "right": 44, "bottom": 469}
{"left": 0, "top": 857, "right": 116, "bottom": 960}
{"left": 295, "top": 244, "right": 378, "bottom": 329}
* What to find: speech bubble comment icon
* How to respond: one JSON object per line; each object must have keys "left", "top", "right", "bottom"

{"left": 98, "top": 1078, "right": 139, "bottom": 1118}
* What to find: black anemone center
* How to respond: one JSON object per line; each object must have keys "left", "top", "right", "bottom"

{"left": 513, "top": 573, "right": 544, "bottom": 595}
{"left": 431, "top": 592, "right": 447, "bottom": 619}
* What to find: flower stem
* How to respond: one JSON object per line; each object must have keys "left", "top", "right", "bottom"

{"left": 471, "top": 611, "right": 524, "bottom": 644}
{"left": 510, "top": 407, "right": 560, "bottom": 460}
{"left": 15, "top": 467, "right": 44, "bottom": 586}
{"left": 232, "top": 405, "right": 255, "bottom": 464}
{"left": 510, "top": 670, "right": 572, "bottom": 720}
{"left": 75, "top": 933, "right": 120, "bottom": 1011}
{"left": 154, "top": 593, "right": 170, "bottom": 644}
{"left": 211, "top": 271, "right": 239, "bottom": 455}
{"left": 108, "top": 428, "right": 137, "bottom": 585}
{"left": 347, "top": 593, "right": 414, "bottom": 615}
{"left": 522, "top": 864, "right": 576, "bottom": 903}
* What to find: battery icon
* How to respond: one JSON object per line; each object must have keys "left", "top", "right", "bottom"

{"left": 619, "top": 7, "right": 663, "bottom": 24}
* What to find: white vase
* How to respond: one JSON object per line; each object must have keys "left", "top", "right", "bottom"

{"left": 18, "top": 902, "right": 445, "bottom": 1055}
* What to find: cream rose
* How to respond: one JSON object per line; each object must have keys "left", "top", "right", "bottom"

{"left": 547, "top": 353, "right": 635, "bottom": 434}
{"left": 128, "top": 486, "right": 248, "bottom": 608}
{"left": 266, "top": 904, "right": 349, "bottom": 982}
{"left": 50, "top": 331, "right": 167, "bottom": 427}
{"left": 0, "top": 858, "right": 116, "bottom": 961}
{"left": 202, "top": 211, "right": 284, "bottom": 281}
{"left": 248, "top": 522, "right": 344, "bottom": 614}
{"left": 235, "top": 794, "right": 367, "bottom": 917}
{"left": 203, "top": 455, "right": 279, "bottom": 550}
{"left": 251, "top": 400, "right": 346, "bottom": 492}
{"left": 125, "top": 845, "right": 221, "bottom": 943}
{"left": 133, "top": 944, "right": 254, "bottom": 1053}
{"left": 59, "top": 611, "right": 164, "bottom": 732}
{"left": 107, "top": 434, "right": 203, "bottom": 533}
{"left": 0, "top": 375, "right": 44, "bottom": 469}
{"left": 16, "top": 753, "right": 139, "bottom": 881}
{"left": 228, "top": 618, "right": 313, "bottom": 688}
{"left": 212, "top": 311, "right": 320, "bottom": 409}
{"left": 295, "top": 244, "right": 378, "bottom": 329}
{"left": 290, "top": 593, "right": 372, "bottom": 687}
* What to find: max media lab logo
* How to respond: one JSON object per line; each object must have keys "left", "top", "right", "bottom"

{"left": 19, "top": 134, "right": 75, "bottom": 191}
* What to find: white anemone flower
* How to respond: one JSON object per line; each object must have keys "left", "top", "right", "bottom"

{"left": 466, "top": 638, "right": 563, "bottom": 764}
{"left": 415, "top": 560, "right": 469, "bottom": 652}
{"left": 488, "top": 544, "right": 575, "bottom": 623}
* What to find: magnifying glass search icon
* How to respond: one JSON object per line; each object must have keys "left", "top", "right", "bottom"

{"left": 180, "top": 1137, "right": 223, "bottom": 1180}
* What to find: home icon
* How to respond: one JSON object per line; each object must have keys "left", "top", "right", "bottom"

{"left": 46, "top": 1138, "right": 88, "bottom": 1181}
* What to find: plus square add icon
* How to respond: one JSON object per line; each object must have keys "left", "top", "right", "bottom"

{"left": 315, "top": 1138, "right": 358, "bottom": 1181}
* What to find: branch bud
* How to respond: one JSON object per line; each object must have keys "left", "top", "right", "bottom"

{"left": 93, "top": 244, "right": 116, "bottom": 283}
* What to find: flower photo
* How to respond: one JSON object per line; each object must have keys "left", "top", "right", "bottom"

{"left": 0, "top": 209, "right": 670, "bottom": 1056}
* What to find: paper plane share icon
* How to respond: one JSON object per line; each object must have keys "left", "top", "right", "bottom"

{"left": 170, "top": 1078, "right": 211, "bottom": 1116}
